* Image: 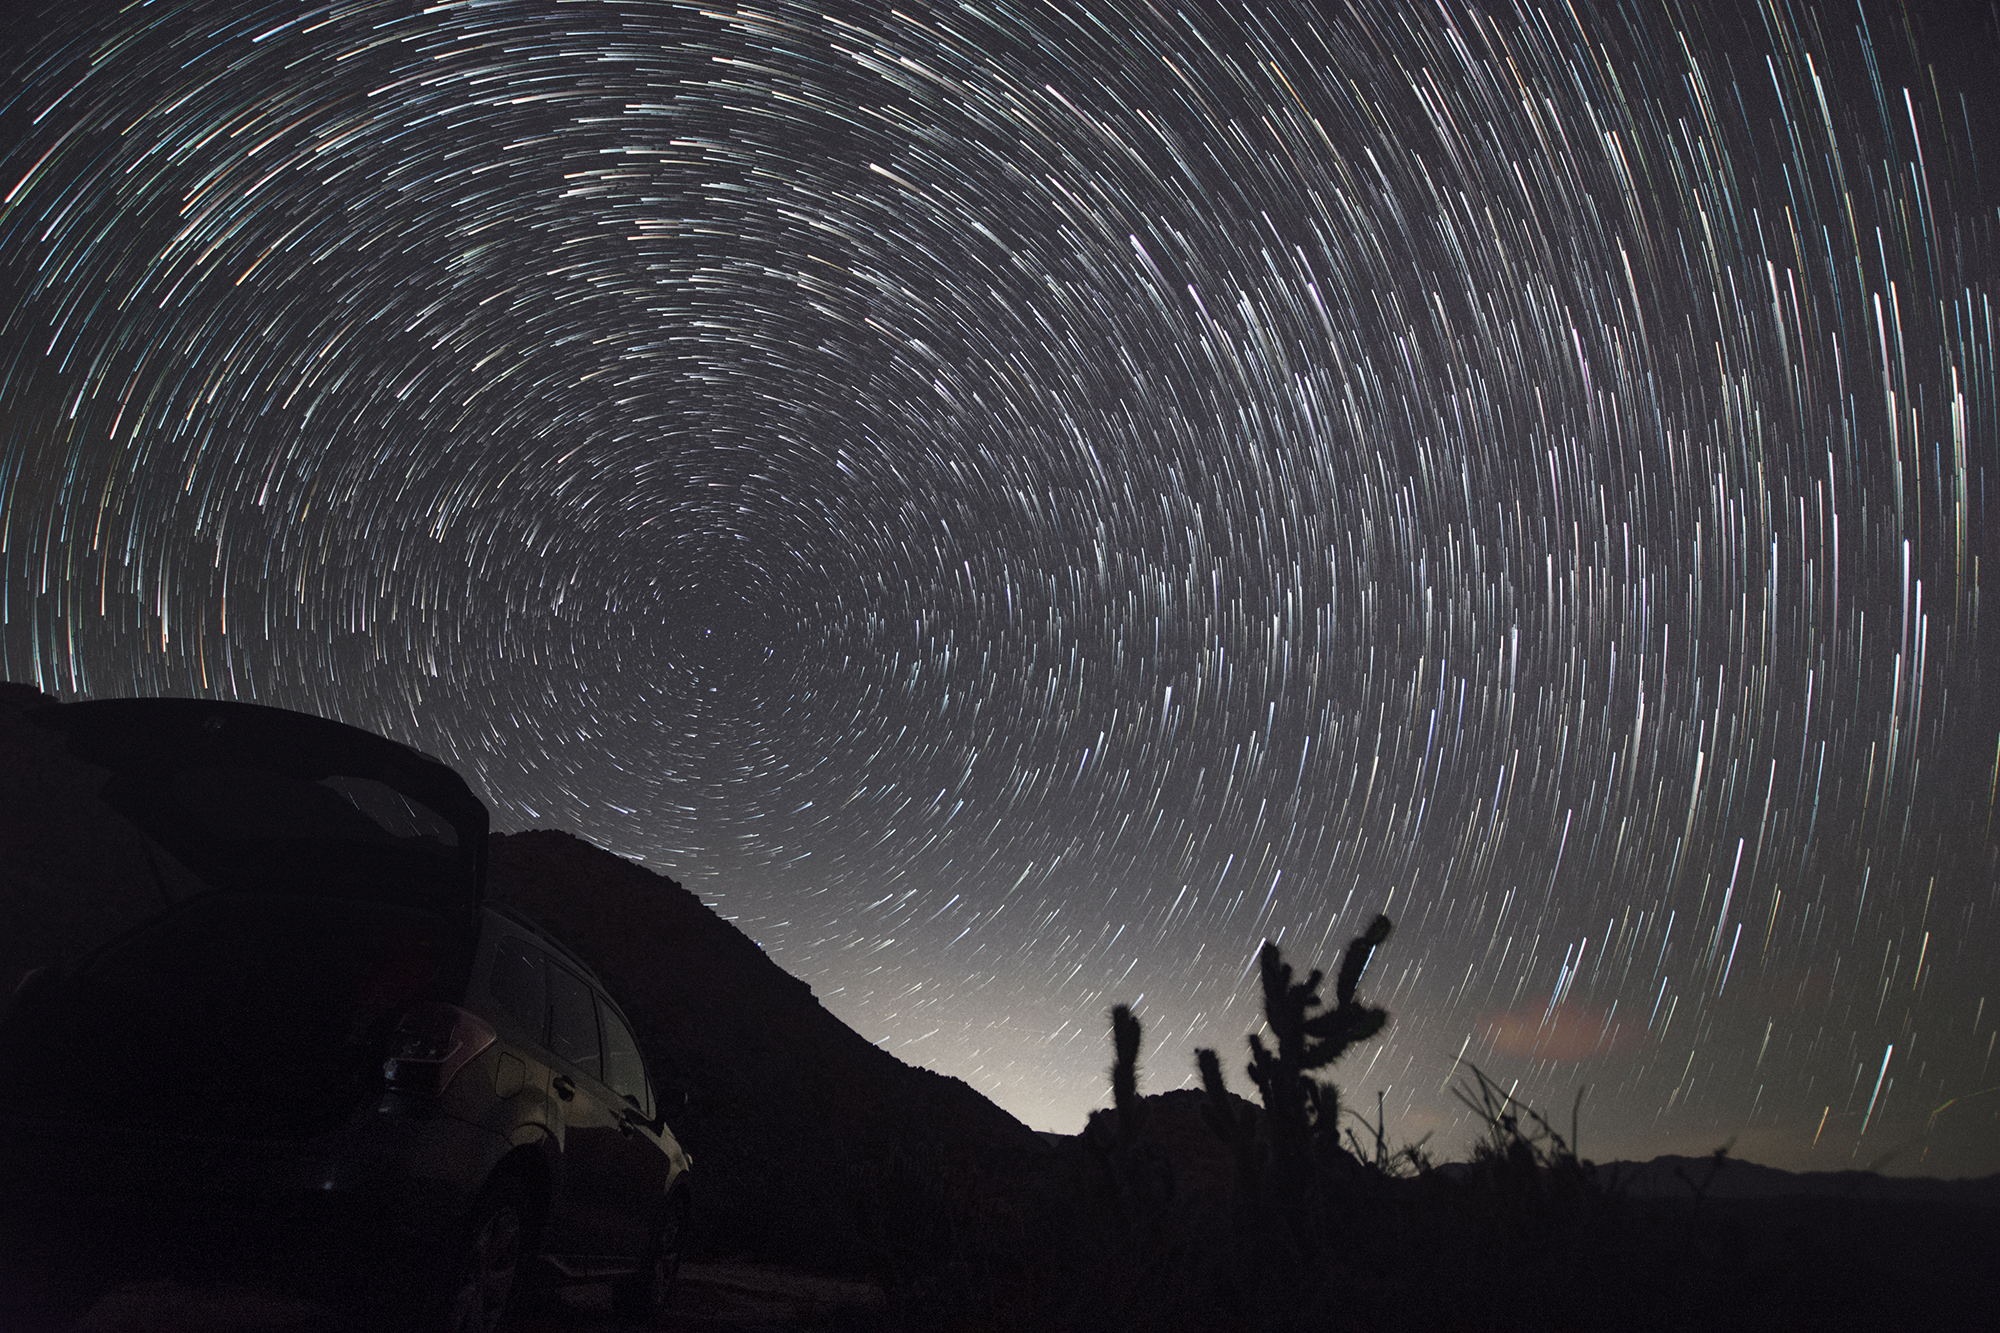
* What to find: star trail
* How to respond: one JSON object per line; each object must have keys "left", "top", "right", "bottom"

{"left": 2, "top": 0, "right": 1996, "bottom": 1175}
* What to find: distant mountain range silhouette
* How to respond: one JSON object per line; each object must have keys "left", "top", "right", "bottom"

{"left": 1583, "top": 1153, "right": 2000, "bottom": 1204}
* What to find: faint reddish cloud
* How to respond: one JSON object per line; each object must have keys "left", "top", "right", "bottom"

{"left": 1479, "top": 1002, "right": 1643, "bottom": 1061}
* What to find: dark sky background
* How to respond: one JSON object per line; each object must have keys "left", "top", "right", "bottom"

{"left": 3, "top": 0, "right": 1996, "bottom": 1177}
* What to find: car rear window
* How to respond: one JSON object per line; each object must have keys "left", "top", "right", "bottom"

{"left": 94, "top": 764, "right": 462, "bottom": 900}
{"left": 170, "top": 768, "right": 457, "bottom": 849}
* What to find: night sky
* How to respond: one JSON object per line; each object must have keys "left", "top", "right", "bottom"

{"left": 3, "top": 0, "right": 1996, "bottom": 1177}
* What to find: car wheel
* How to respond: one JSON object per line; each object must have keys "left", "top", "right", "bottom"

{"left": 435, "top": 1175, "right": 529, "bottom": 1333}
{"left": 611, "top": 1198, "right": 686, "bottom": 1320}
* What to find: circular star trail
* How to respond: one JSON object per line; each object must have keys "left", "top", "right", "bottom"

{"left": 3, "top": 0, "right": 1996, "bottom": 1173}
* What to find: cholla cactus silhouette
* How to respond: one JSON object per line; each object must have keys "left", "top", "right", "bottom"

{"left": 1110, "top": 1002, "right": 1146, "bottom": 1147}
{"left": 1250, "top": 919, "right": 1391, "bottom": 1144}
{"left": 1191, "top": 916, "right": 1392, "bottom": 1249}
{"left": 1196, "top": 1045, "right": 1263, "bottom": 1217}
{"left": 1086, "top": 1002, "right": 1171, "bottom": 1228}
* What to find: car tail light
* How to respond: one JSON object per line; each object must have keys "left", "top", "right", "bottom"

{"left": 382, "top": 1002, "right": 496, "bottom": 1096}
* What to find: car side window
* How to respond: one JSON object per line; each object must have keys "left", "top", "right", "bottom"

{"left": 599, "top": 1002, "right": 650, "bottom": 1117}
{"left": 545, "top": 961, "right": 601, "bottom": 1080}
{"left": 487, "top": 936, "right": 546, "bottom": 1040}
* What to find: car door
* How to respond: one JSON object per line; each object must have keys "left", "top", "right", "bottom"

{"left": 541, "top": 958, "right": 630, "bottom": 1258}
{"left": 590, "top": 998, "right": 672, "bottom": 1252}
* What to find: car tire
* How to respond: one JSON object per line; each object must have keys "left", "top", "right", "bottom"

{"left": 611, "top": 1197, "right": 687, "bottom": 1320}
{"left": 433, "top": 1174, "right": 530, "bottom": 1333}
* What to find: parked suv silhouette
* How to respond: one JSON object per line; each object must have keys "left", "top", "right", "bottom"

{"left": 0, "top": 698, "right": 691, "bottom": 1332}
